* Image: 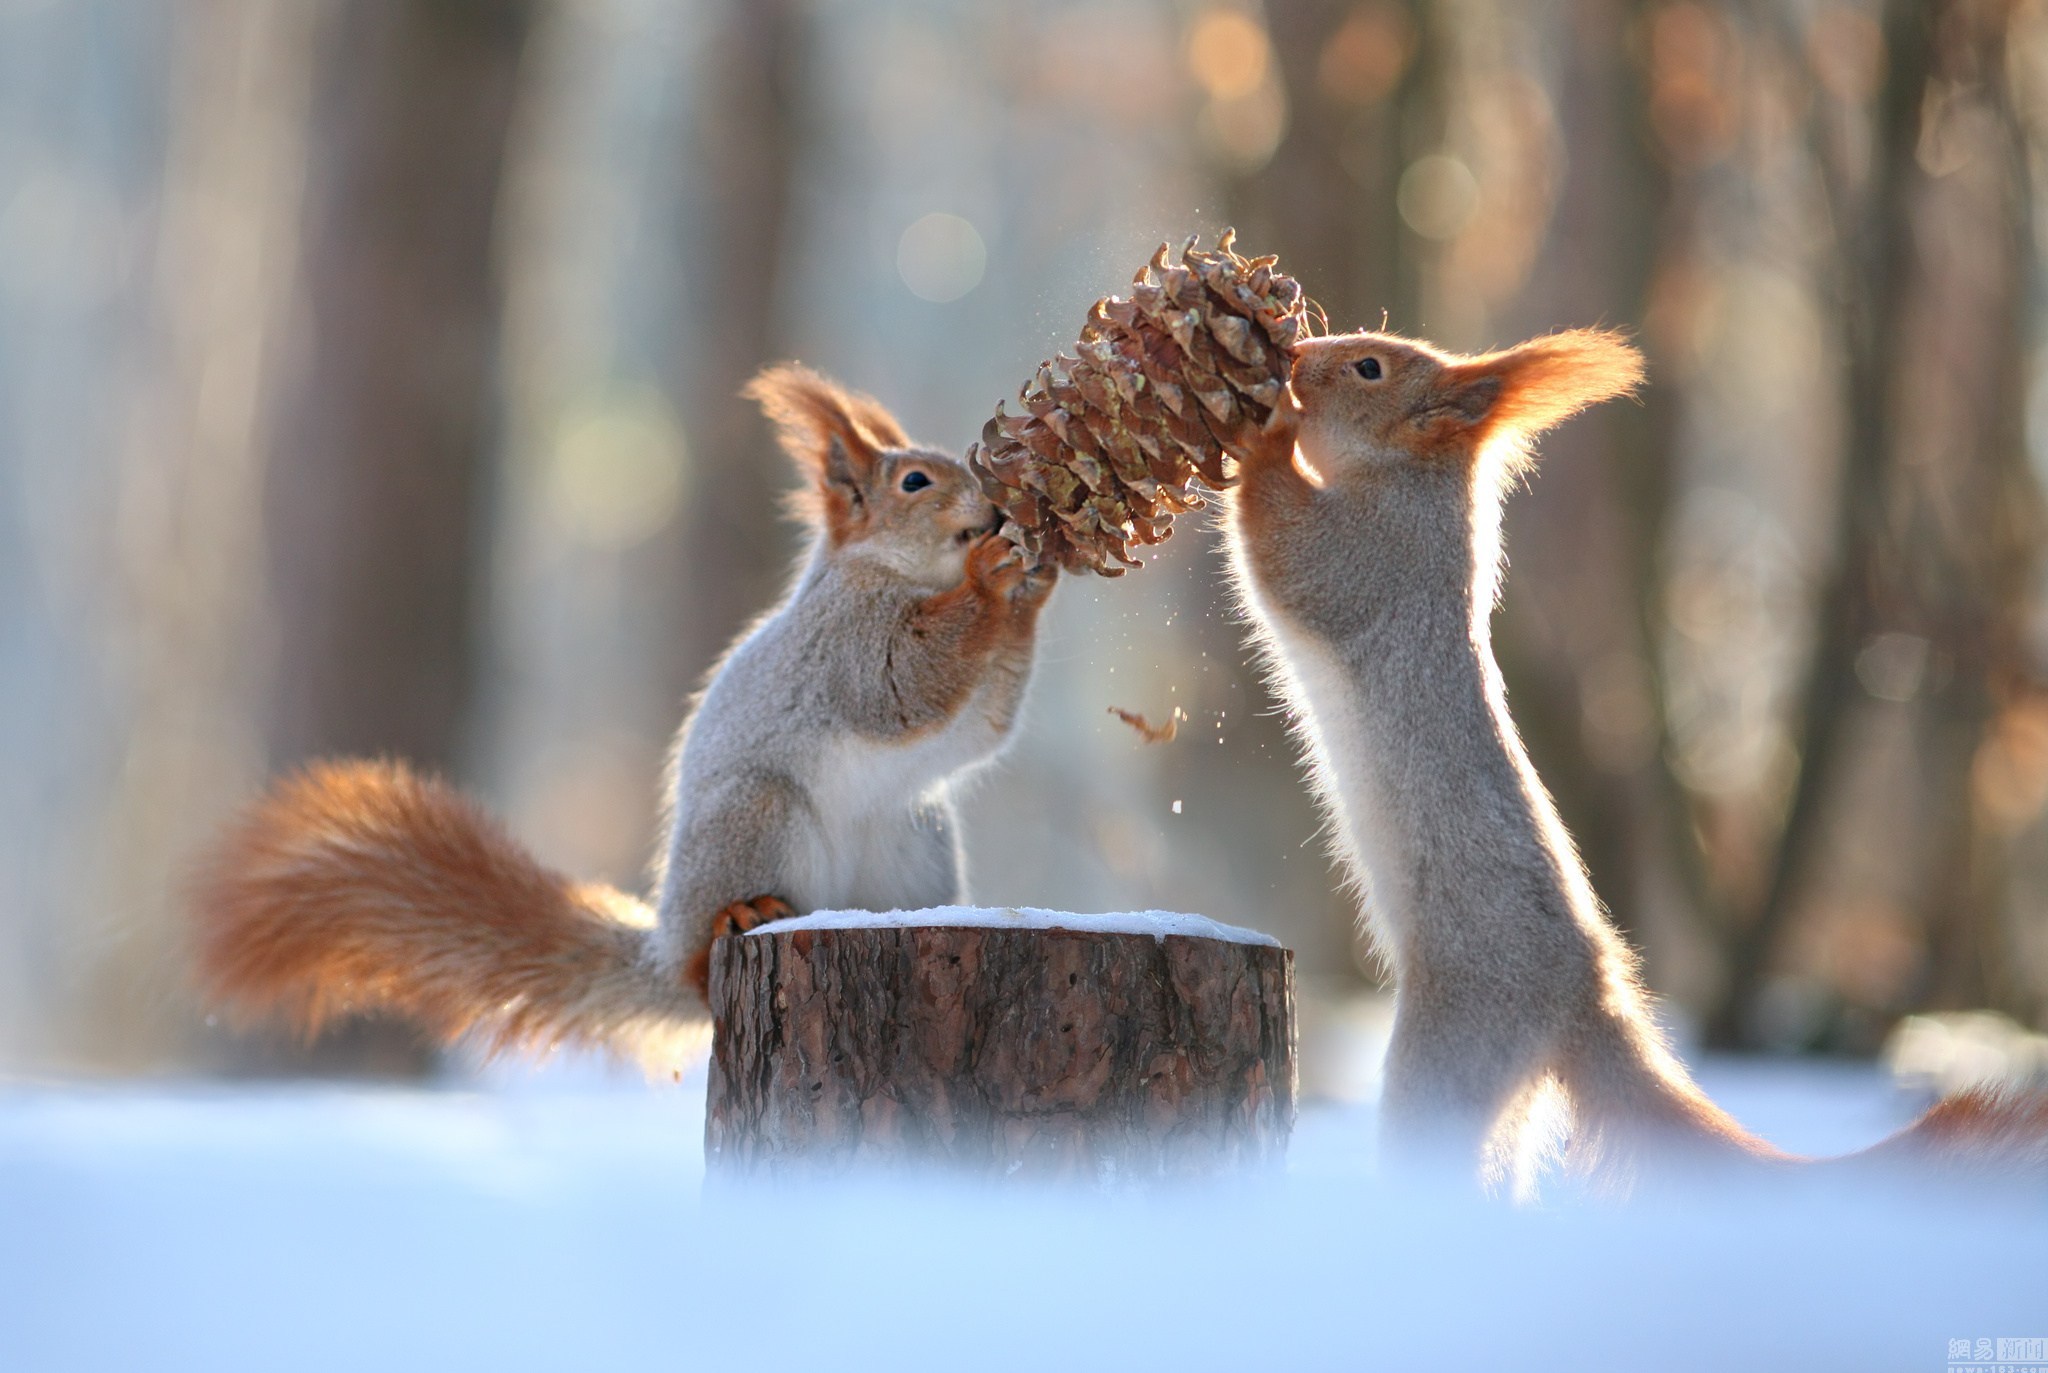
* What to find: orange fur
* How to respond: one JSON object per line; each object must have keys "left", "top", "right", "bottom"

{"left": 190, "top": 760, "right": 686, "bottom": 1059}
{"left": 683, "top": 895, "right": 793, "bottom": 1002}
{"left": 745, "top": 363, "right": 912, "bottom": 539}
{"left": 1265, "top": 327, "right": 1647, "bottom": 476}
{"left": 921, "top": 535, "right": 1038, "bottom": 637}
{"left": 838, "top": 532, "right": 1054, "bottom": 735}
{"left": 1854, "top": 1087, "right": 2048, "bottom": 1180}
{"left": 1436, "top": 328, "right": 1646, "bottom": 450}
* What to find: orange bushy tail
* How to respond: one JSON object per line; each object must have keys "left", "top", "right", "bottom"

{"left": 1565, "top": 1011, "right": 2048, "bottom": 1191}
{"left": 1847, "top": 1087, "right": 2048, "bottom": 1182}
{"left": 191, "top": 760, "right": 700, "bottom": 1063}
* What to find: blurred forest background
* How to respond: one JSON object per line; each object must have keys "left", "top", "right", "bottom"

{"left": 2, "top": 0, "right": 2047, "bottom": 1087}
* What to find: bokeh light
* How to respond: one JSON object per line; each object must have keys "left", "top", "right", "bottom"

{"left": 545, "top": 385, "right": 687, "bottom": 552}
{"left": 1315, "top": 2, "right": 1415, "bottom": 108}
{"left": 1185, "top": 7, "right": 1270, "bottom": 100}
{"left": 895, "top": 211, "right": 987, "bottom": 304}
{"left": 1396, "top": 153, "right": 1479, "bottom": 241}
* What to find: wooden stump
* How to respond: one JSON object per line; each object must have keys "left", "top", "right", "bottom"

{"left": 704, "top": 912, "right": 1295, "bottom": 1182}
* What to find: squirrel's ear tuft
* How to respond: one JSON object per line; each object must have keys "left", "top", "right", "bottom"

{"left": 743, "top": 364, "right": 912, "bottom": 535}
{"left": 1430, "top": 329, "right": 1645, "bottom": 449}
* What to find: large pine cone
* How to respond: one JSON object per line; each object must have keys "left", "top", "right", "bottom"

{"left": 968, "top": 231, "right": 1318, "bottom": 576}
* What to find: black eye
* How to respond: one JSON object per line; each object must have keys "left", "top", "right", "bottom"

{"left": 1354, "top": 357, "right": 1383, "bottom": 381}
{"left": 899, "top": 470, "right": 932, "bottom": 493}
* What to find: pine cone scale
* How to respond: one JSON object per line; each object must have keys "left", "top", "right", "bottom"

{"left": 967, "top": 231, "right": 1313, "bottom": 576}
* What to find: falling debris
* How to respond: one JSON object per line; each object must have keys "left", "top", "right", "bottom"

{"left": 968, "top": 230, "right": 1319, "bottom": 576}
{"left": 1109, "top": 705, "right": 1185, "bottom": 744}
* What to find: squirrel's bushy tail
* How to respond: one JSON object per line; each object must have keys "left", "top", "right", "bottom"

{"left": 191, "top": 760, "right": 701, "bottom": 1064}
{"left": 1562, "top": 1007, "right": 2048, "bottom": 1191}
{"left": 1844, "top": 1087, "right": 2048, "bottom": 1182}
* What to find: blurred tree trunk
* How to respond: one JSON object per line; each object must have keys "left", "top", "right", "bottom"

{"left": 250, "top": 0, "right": 536, "bottom": 1075}
{"left": 1225, "top": 0, "right": 1434, "bottom": 337}
{"left": 467, "top": 0, "right": 809, "bottom": 909}
{"left": 1215, "top": 1, "right": 1440, "bottom": 978}
{"left": 267, "top": 0, "right": 535, "bottom": 767}
{"left": 1597, "top": 0, "right": 1744, "bottom": 992}
{"left": 1897, "top": 7, "right": 2038, "bottom": 1014}
{"left": 1489, "top": 0, "right": 1725, "bottom": 992}
{"left": 0, "top": 0, "right": 320, "bottom": 1072}
{"left": 665, "top": 0, "right": 809, "bottom": 691}
{"left": 1708, "top": 0, "right": 2039, "bottom": 1044}
{"left": 70, "top": 0, "right": 318, "bottom": 1071}
{"left": 1702, "top": 0, "right": 1927, "bottom": 1048}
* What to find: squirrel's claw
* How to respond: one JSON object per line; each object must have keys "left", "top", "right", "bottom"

{"left": 1263, "top": 383, "right": 1303, "bottom": 440}
{"left": 981, "top": 538, "right": 1058, "bottom": 607}
{"left": 1016, "top": 558, "right": 1058, "bottom": 603}
{"left": 715, "top": 894, "right": 795, "bottom": 936}
{"left": 966, "top": 531, "right": 1032, "bottom": 596}
{"left": 686, "top": 895, "right": 797, "bottom": 1001}
{"left": 1214, "top": 385, "right": 1301, "bottom": 471}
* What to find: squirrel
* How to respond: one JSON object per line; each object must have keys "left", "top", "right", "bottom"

{"left": 1219, "top": 327, "right": 2048, "bottom": 1193}
{"left": 191, "top": 364, "right": 1055, "bottom": 1067}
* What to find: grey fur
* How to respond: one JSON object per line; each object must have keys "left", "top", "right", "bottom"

{"left": 652, "top": 437, "right": 1048, "bottom": 984}
{"left": 1225, "top": 332, "right": 1749, "bottom": 1190}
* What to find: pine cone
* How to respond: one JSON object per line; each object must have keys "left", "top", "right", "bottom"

{"left": 968, "top": 230, "right": 1318, "bottom": 576}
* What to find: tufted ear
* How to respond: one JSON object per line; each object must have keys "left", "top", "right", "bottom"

{"left": 743, "top": 364, "right": 912, "bottom": 538}
{"left": 1422, "top": 329, "right": 1645, "bottom": 452}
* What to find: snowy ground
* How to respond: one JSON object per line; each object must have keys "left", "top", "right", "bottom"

{"left": 2, "top": 1057, "right": 2042, "bottom": 1373}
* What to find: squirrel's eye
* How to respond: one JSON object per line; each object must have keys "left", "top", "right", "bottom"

{"left": 1353, "top": 357, "right": 1383, "bottom": 381}
{"left": 899, "top": 471, "right": 932, "bottom": 493}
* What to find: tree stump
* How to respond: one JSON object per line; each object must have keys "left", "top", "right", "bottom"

{"left": 704, "top": 910, "right": 1295, "bottom": 1182}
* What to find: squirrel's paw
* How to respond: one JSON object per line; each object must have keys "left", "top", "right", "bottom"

{"left": 980, "top": 534, "right": 1057, "bottom": 607}
{"left": 968, "top": 533, "right": 1056, "bottom": 606}
{"left": 1013, "top": 558, "right": 1059, "bottom": 607}
{"left": 685, "top": 895, "right": 796, "bottom": 1001}
{"left": 715, "top": 894, "right": 795, "bottom": 936}
{"left": 1214, "top": 385, "right": 1302, "bottom": 472}
{"left": 965, "top": 531, "right": 1031, "bottom": 597}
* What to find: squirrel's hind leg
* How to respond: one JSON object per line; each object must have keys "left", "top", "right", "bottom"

{"left": 656, "top": 772, "right": 815, "bottom": 969}
{"left": 1378, "top": 991, "right": 1558, "bottom": 1182}
{"left": 858, "top": 799, "right": 964, "bottom": 912}
{"left": 910, "top": 797, "right": 967, "bottom": 906}
{"left": 684, "top": 895, "right": 796, "bottom": 1002}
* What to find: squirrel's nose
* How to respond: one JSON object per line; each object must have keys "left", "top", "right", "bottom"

{"left": 1287, "top": 337, "right": 1338, "bottom": 382}
{"left": 1286, "top": 344, "right": 1330, "bottom": 392}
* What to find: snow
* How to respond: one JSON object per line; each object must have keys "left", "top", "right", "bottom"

{"left": 3, "top": 1058, "right": 2043, "bottom": 1372}
{"left": 750, "top": 905, "right": 1281, "bottom": 946}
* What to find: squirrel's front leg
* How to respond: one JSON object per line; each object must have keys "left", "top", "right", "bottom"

{"left": 1215, "top": 384, "right": 1305, "bottom": 495}
{"left": 955, "top": 537, "right": 1055, "bottom": 734}
{"left": 1216, "top": 383, "right": 1330, "bottom": 625}
{"left": 878, "top": 534, "right": 1052, "bottom": 734}
{"left": 1220, "top": 387, "right": 1313, "bottom": 530}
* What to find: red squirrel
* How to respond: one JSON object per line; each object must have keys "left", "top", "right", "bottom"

{"left": 1220, "top": 327, "right": 2048, "bottom": 1193}
{"left": 192, "top": 365, "right": 1055, "bottom": 1066}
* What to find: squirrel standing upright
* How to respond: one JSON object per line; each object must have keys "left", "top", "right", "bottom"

{"left": 1220, "top": 328, "right": 2048, "bottom": 1192}
{"left": 193, "top": 364, "right": 1055, "bottom": 1064}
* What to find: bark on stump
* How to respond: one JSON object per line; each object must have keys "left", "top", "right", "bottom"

{"left": 705, "top": 920, "right": 1295, "bottom": 1182}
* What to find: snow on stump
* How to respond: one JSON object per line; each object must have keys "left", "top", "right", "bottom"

{"left": 704, "top": 908, "right": 1295, "bottom": 1182}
